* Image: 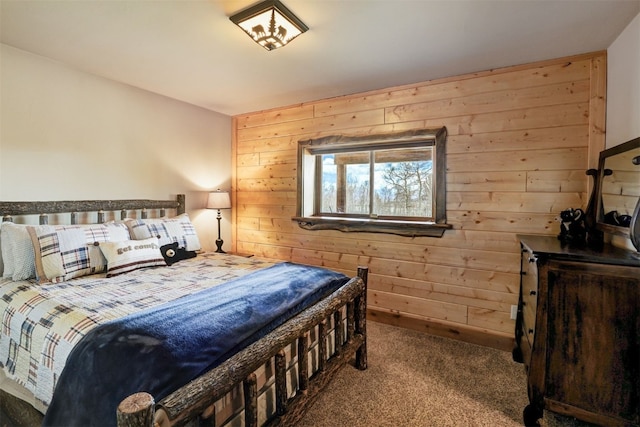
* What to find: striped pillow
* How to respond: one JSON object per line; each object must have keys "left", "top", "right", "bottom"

{"left": 125, "top": 214, "right": 201, "bottom": 251}
{"left": 27, "top": 222, "right": 131, "bottom": 283}
{"left": 99, "top": 237, "right": 165, "bottom": 277}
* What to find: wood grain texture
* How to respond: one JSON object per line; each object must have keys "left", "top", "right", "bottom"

{"left": 116, "top": 393, "right": 155, "bottom": 427}
{"left": 516, "top": 237, "right": 640, "bottom": 426}
{"left": 0, "top": 195, "right": 185, "bottom": 217}
{"left": 232, "top": 51, "right": 607, "bottom": 346}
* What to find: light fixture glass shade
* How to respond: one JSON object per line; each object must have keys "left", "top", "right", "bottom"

{"left": 206, "top": 191, "right": 231, "bottom": 210}
{"left": 230, "top": 0, "right": 308, "bottom": 51}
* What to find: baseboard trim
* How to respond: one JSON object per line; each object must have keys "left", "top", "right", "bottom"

{"left": 367, "top": 308, "right": 515, "bottom": 352}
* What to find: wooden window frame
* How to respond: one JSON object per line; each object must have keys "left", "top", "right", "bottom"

{"left": 293, "top": 127, "right": 451, "bottom": 237}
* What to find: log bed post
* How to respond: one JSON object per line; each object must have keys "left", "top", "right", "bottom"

{"left": 318, "top": 319, "right": 328, "bottom": 372}
{"left": 176, "top": 194, "right": 186, "bottom": 215}
{"left": 116, "top": 392, "right": 155, "bottom": 427}
{"left": 244, "top": 373, "right": 258, "bottom": 427}
{"left": 275, "top": 349, "right": 288, "bottom": 416}
{"left": 334, "top": 309, "right": 343, "bottom": 355}
{"left": 297, "top": 331, "right": 310, "bottom": 393}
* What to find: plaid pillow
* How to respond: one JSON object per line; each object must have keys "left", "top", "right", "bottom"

{"left": 99, "top": 237, "right": 165, "bottom": 277}
{"left": 27, "top": 222, "right": 130, "bottom": 283}
{"left": 125, "top": 214, "right": 201, "bottom": 251}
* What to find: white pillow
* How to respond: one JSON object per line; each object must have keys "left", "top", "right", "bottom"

{"left": 99, "top": 237, "right": 166, "bottom": 277}
{"left": 125, "top": 214, "right": 201, "bottom": 251}
{"left": 0, "top": 222, "right": 36, "bottom": 281}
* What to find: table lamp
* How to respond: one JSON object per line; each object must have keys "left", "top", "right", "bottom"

{"left": 206, "top": 190, "right": 232, "bottom": 253}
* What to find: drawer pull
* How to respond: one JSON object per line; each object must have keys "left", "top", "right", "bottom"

{"left": 529, "top": 290, "right": 537, "bottom": 296}
{"left": 528, "top": 329, "right": 534, "bottom": 334}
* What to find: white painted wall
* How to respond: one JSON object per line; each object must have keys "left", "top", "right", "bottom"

{"left": 606, "top": 12, "right": 640, "bottom": 148}
{"left": 0, "top": 44, "right": 232, "bottom": 252}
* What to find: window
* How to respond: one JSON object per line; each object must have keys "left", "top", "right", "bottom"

{"left": 294, "top": 127, "right": 450, "bottom": 237}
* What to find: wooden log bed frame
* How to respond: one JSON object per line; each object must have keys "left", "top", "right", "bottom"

{"left": 0, "top": 195, "right": 368, "bottom": 427}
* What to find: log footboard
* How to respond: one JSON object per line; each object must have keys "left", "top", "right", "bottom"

{"left": 117, "top": 266, "right": 369, "bottom": 427}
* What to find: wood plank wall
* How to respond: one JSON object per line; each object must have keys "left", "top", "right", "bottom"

{"left": 231, "top": 51, "right": 607, "bottom": 351}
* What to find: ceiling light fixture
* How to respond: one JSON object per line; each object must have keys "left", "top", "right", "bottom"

{"left": 230, "top": 0, "right": 308, "bottom": 51}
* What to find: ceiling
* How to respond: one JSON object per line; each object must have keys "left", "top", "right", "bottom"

{"left": 1, "top": 0, "right": 638, "bottom": 116}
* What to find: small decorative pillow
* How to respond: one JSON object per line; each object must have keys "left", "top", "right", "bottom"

{"left": 1, "top": 222, "right": 37, "bottom": 281}
{"left": 160, "top": 242, "right": 197, "bottom": 266}
{"left": 125, "top": 214, "right": 201, "bottom": 251}
{"left": 99, "top": 238, "right": 165, "bottom": 277}
{"left": 27, "top": 222, "right": 131, "bottom": 283}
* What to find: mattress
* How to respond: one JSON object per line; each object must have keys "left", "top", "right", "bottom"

{"left": 0, "top": 253, "right": 276, "bottom": 414}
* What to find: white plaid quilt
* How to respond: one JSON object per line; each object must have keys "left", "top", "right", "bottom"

{"left": 0, "top": 253, "right": 275, "bottom": 409}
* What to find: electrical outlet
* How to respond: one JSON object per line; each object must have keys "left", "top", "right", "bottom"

{"left": 510, "top": 305, "right": 518, "bottom": 320}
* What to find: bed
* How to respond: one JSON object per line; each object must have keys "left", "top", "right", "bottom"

{"left": 0, "top": 195, "right": 368, "bottom": 427}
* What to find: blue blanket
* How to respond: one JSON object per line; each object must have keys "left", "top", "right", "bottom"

{"left": 42, "top": 262, "right": 348, "bottom": 427}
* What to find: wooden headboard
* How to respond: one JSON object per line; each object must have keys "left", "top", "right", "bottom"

{"left": 0, "top": 194, "right": 185, "bottom": 224}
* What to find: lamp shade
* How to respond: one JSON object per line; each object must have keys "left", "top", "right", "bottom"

{"left": 230, "top": 0, "right": 308, "bottom": 51}
{"left": 206, "top": 191, "right": 231, "bottom": 210}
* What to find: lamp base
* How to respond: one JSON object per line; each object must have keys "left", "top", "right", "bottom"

{"left": 215, "top": 238, "right": 226, "bottom": 254}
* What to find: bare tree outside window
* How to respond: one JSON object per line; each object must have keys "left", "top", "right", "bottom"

{"left": 378, "top": 160, "right": 432, "bottom": 217}
{"left": 320, "top": 148, "right": 432, "bottom": 218}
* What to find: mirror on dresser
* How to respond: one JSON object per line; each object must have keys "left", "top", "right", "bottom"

{"left": 594, "top": 136, "right": 640, "bottom": 250}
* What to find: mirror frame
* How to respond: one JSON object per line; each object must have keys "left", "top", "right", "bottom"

{"left": 594, "top": 136, "right": 640, "bottom": 250}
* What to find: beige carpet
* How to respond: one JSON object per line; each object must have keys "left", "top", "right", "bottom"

{"left": 297, "top": 321, "right": 529, "bottom": 427}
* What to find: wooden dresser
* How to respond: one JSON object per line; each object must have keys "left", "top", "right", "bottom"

{"left": 514, "top": 235, "right": 640, "bottom": 427}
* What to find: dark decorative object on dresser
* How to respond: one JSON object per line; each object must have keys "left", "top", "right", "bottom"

{"left": 556, "top": 207, "right": 586, "bottom": 244}
{"left": 514, "top": 234, "right": 640, "bottom": 427}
